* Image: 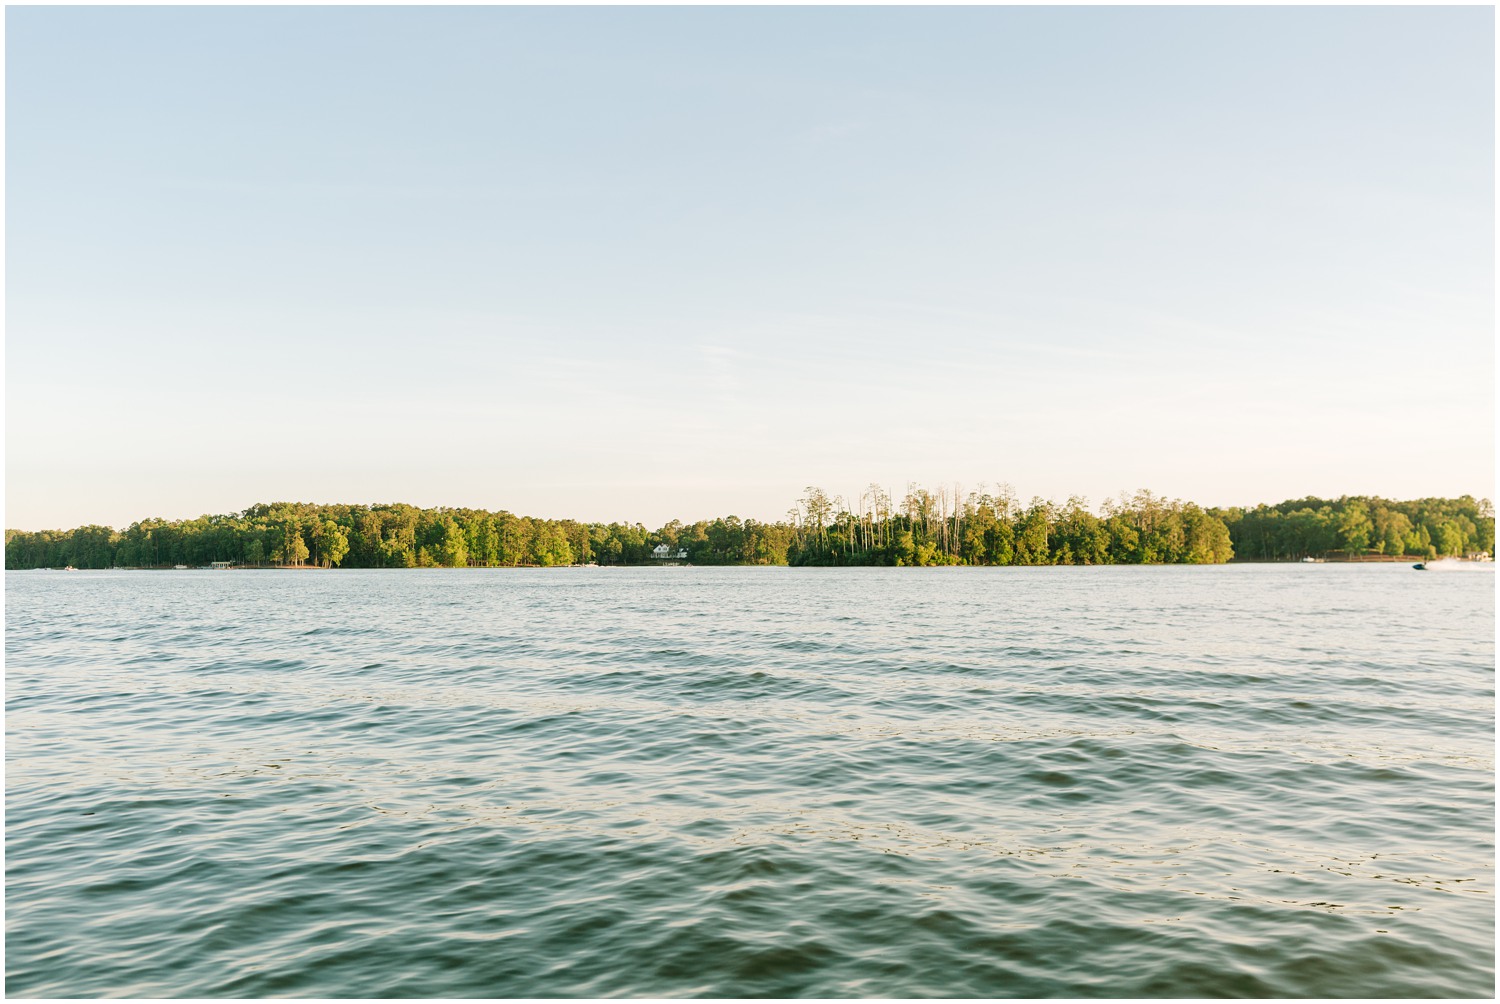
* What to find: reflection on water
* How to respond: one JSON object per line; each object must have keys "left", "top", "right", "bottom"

{"left": 6, "top": 565, "right": 1494, "bottom": 997}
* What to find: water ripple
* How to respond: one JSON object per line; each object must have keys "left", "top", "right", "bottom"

{"left": 6, "top": 565, "right": 1494, "bottom": 997}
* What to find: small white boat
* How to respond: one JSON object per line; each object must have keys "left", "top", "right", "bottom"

{"left": 173, "top": 564, "right": 189, "bottom": 570}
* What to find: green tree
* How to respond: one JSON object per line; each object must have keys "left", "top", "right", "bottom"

{"left": 436, "top": 517, "right": 469, "bottom": 567}
{"left": 530, "top": 523, "right": 573, "bottom": 566}
{"left": 317, "top": 520, "right": 350, "bottom": 568}
{"left": 1013, "top": 501, "right": 1051, "bottom": 565}
{"left": 285, "top": 531, "right": 309, "bottom": 566}
{"left": 1336, "top": 502, "right": 1373, "bottom": 557}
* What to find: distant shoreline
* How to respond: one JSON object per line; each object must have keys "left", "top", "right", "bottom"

{"left": 6, "top": 491, "right": 1491, "bottom": 571}
{"left": 27, "top": 555, "right": 1497, "bottom": 572}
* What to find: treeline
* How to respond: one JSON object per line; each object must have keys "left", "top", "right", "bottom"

{"left": 785, "top": 486, "right": 1233, "bottom": 566}
{"left": 2, "top": 502, "right": 793, "bottom": 571}
{"left": 4, "top": 489, "right": 1490, "bottom": 571}
{"left": 1211, "top": 495, "right": 1494, "bottom": 562}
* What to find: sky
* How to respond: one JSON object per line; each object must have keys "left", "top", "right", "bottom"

{"left": 6, "top": 6, "right": 1494, "bottom": 530}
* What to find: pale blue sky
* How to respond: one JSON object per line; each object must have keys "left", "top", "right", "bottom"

{"left": 7, "top": 6, "right": 1494, "bottom": 529}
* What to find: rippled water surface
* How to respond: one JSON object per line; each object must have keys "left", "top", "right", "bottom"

{"left": 6, "top": 565, "right": 1494, "bottom": 997}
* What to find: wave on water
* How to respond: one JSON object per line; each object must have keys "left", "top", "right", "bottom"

{"left": 5, "top": 565, "right": 1494, "bottom": 998}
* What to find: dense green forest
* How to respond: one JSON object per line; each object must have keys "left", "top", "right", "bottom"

{"left": 1212, "top": 495, "right": 1493, "bottom": 562}
{"left": 4, "top": 487, "right": 1492, "bottom": 570}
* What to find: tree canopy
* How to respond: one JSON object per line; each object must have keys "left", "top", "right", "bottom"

{"left": 1210, "top": 495, "right": 1493, "bottom": 562}
{"left": 5, "top": 489, "right": 1490, "bottom": 570}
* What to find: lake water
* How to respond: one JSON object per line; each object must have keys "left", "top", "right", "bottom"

{"left": 5, "top": 565, "right": 1494, "bottom": 997}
